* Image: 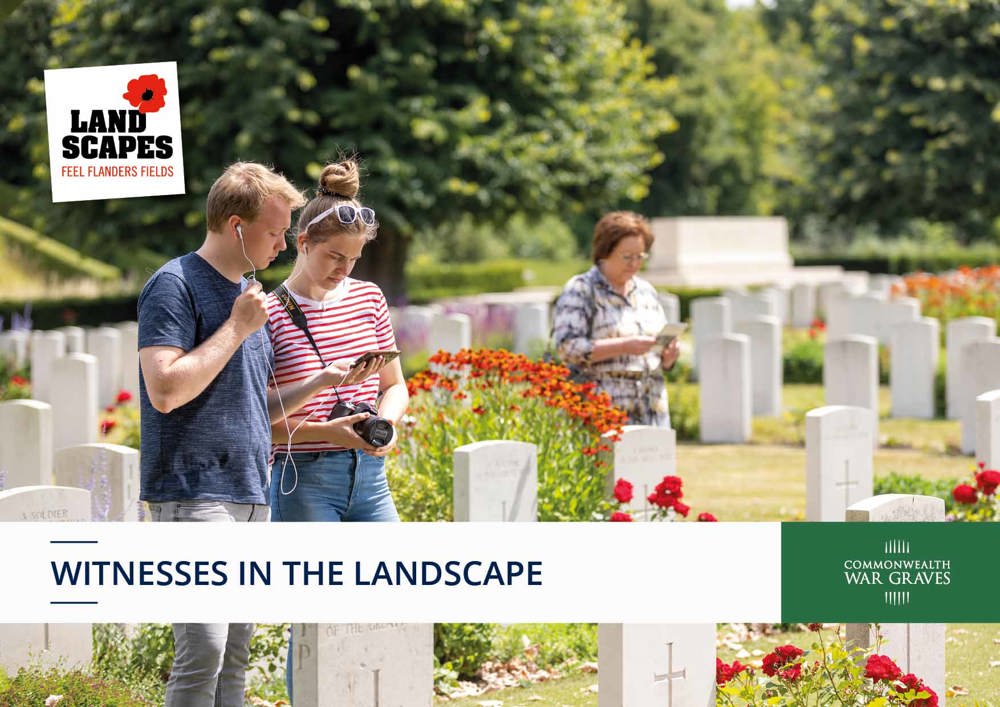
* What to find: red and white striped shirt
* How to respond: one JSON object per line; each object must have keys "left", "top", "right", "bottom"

{"left": 266, "top": 278, "right": 396, "bottom": 453}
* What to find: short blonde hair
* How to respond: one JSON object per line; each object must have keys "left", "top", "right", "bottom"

{"left": 205, "top": 162, "right": 306, "bottom": 232}
{"left": 591, "top": 211, "right": 653, "bottom": 264}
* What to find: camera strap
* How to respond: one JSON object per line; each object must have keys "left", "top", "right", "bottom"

{"left": 272, "top": 283, "right": 342, "bottom": 417}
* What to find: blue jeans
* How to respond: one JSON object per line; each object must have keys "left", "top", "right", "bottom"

{"left": 269, "top": 449, "right": 399, "bottom": 522}
{"left": 270, "top": 450, "right": 398, "bottom": 704}
{"left": 147, "top": 500, "right": 269, "bottom": 707}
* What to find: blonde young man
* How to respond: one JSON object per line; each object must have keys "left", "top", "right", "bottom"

{"left": 138, "top": 162, "right": 326, "bottom": 706}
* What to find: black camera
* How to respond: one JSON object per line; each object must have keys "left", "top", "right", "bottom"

{"left": 329, "top": 400, "right": 394, "bottom": 447}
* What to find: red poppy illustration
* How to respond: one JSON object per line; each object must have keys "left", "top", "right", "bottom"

{"left": 122, "top": 74, "right": 167, "bottom": 114}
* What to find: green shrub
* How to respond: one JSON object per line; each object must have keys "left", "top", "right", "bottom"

{"left": 783, "top": 336, "right": 824, "bottom": 384}
{"left": 491, "top": 623, "right": 597, "bottom": 671}
{"left": 668, "top": 382, "right": 699, "bottom": 441}
{"left": 0, "top": 665, "right": 154, "bottom": 706}
{"left": 0, "top": 294, "right": 138, "bottom": 329}
{"left": 434, "top": 623, "right": 497, "bottom": 680}
{"left": 0, "top": 215, "right": 120, "bottom": 282}
{"left": 405, "top": 258, "right": 526, "bottom": 303}
{"left": 873, "top": 472, "right": 960, "bottom": 514}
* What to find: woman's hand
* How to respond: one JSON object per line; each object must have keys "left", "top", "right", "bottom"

{"left": 314, "top": 412, "right": 381, "bottom": 454}
{"left": 366, "top": 426, "right": 398, "bottom": 457}
{"left": 318, "top": 356, "right": 383, "bottom": 387}
{"left": 660, "top": 338, "right": 680, "bottom": 370}
{"left": 623, "top": 336, "right": 656, "bottom": 355}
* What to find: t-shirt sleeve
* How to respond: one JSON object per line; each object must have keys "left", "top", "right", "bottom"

{"left": 138, "top": 272, "right": 197, "bottom": 352}
{"left": 372, "top": 290, "right": 397, "bottom": 350}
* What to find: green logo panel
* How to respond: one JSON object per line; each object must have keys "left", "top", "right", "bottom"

{"left": 782, "top": 523, "right": 1000, "bottom": 623}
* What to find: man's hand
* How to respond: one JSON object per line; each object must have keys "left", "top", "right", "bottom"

{"left": 230, "top": 282, "right": 268, "bottom": 338}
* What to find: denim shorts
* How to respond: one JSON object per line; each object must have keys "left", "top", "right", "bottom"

{"left": 269, "top": 449, "right": 399, "bottom": 522}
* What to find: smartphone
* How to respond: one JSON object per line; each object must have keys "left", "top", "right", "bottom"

{"left": 351, "top": 350, "right": 401, "bottom": 368}
{"left": 651, "top": 323, "right": 688, "bottom": 355}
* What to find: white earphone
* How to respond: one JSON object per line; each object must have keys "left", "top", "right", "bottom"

{"left": 236, "top": 224, "right": 244, "bottom": 240}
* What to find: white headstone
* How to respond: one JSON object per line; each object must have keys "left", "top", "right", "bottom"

{"left": 56, "top": 326, "right": 86, "bottom": 354}
{"left": 85, "top": 326, "right": 123, "bottom": 408}
{"left": 817, "top": 282, "right": 846, "bottom": 319}
{"left": 690, "top": 297, "right": 731, "bottom": 377}
{"left": 0, "top": 485, "right": 92, "bottom": 676}
{"left": 842, "top": 271, "right": 870, "bottom": 295}
{"left": 54, "top": 443, "right": 140, "bottom": 521}
{"left": 960, "top": 339, "right": 1000, "bottom": 454}
{"left": 51, "top": 353, "right": 99, "bottom": 451}
{"left": 845, "top": 494, "right": 945, "bottom": 704}
{"left": 847, "top": 294, "right": 884, "bottom": 340}
{"left": 453, "top": 440, "right": 537, "bottom": 522}
{"left": 735, "top": 316, "right": 782, "bottom": 417}
{"left": 824, "top": 336, "right": 879, "bottom": 445}
{"left": 824, "top": 295, "right": 854, "bottom": 340}
{"left": 601, "top": 425, "right": 677, "bottom": 520}
{"left": 880, "top": 297, "right": 920, "bottom": 345}
{"left": 890, "top": 318, "right": 939, "bottom": 419}
{"left": 29, "top": 330, "right": 66, "bottom": 403}
{"left": 805, "top": 405, "right": 874, "bottom": 521}
{"left": 657, "top": 292, "right": 680, "bottom": 324}
{"left": 291, "top": 623, "right": 433, "bottom": 706}
{"left": 946, "top": 317, "right": 995, "bottom": 419}
{"left": 728, "top": 291, "right": 777, "bottom": 325}
{"left": 699, "top": 334, "right": 751, "bottom": 443}
{"left": 0, "top": 330, "right": 29, "bottom": 368}
{"left": 868, "top": 274, "right": 899, "bottom": 298}
{"left": 975, "top": 390, "right": 1000, "bottom": 469}
{"left": 113, "top": 321, "right": 140, "bottom": 400}
{"left": 512, "top": 304, "right": 549, "bottom": 357}
{"left": 598, "top": 623, "right": 715, "bottom": 707}
{"left": 761, "top": 285, "right": 790, "bottom": 325}
{"left": 0, "top": 400, "right": 53, "bottom": 489}
{"left": 791, "top": 283, "right": 816, "bottom": 328}
{"left": 429, "top": 313, "right": 471, "bottom": 354}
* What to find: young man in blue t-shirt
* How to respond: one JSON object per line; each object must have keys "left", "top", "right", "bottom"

{"left": 138, "top": 162, "right": 363, "bottom": 707}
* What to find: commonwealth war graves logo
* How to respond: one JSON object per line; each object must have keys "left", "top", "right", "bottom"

{"left": 44, "top": 61, "right": 185, "bottom": 202}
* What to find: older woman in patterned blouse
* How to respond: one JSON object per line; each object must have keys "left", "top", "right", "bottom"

{"left": 552, "top": 211, "right": 679, "bottom": 427}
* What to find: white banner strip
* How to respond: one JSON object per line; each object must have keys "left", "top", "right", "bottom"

{"left": 2, "top": 522, "right": 781, "bottom": 623}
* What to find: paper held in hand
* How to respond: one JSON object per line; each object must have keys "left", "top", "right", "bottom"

{"left": 650, "top": 323, "right": 687, "bottom": 356}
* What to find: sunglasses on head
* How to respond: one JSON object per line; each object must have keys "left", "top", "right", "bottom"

{"left": 306, "top": 204, "right": 376, "bottom": 231}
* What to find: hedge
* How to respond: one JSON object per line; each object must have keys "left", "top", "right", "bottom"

{"left": 0, "top": 216, "right": 121, "bottom": 282}
{"left": 792, "top": 251, "right": 1000, "bottom": 275}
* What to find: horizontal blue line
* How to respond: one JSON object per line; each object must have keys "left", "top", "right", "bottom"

{"left": 50, "top": 601, "right": 98, "bottom": 605}
{"left": 50, "top": 540, "right": 98, "bottom": 544}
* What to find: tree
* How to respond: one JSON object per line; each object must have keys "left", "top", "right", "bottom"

{"left": 16, "top": 0, "right": 674, "bottom": 301}
{"left": 807, "top": 0, "right": 1000, "bottom": 238}
{"left": 626, "top": 0, "right": 815, "bottom": 219}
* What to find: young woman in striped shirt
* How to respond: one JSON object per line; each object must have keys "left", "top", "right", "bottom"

{"left": 266, "top": 158, "right": 408, "bottom": 523}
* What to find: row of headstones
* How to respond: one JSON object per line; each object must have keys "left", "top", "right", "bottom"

{"left": 0, "top": 322, "right": 139, "bottom": 409}
{"left": 0, "top": 400, "right": 141, "bottom": 500}
{"left": 391, "top": 294, "right": 685, "bottom": 358}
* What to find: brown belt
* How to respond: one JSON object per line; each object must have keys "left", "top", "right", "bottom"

{"left": 594, "top": 370, "right": 657, "bottom": 381}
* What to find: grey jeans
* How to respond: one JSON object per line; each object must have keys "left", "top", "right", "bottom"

{"left": 148, "top": 500, "right": 270, "bottom": 707}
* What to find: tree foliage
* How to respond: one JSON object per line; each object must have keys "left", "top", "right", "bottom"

{"left": 806, "top": 0, "right": 1000, "bottom": 238}
{"left": 7, "top": 0, "right": 674, "bottom": 299}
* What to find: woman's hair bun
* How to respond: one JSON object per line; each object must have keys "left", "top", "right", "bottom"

{"left": 318, "top": 159, "right": 360, "bottom": 199}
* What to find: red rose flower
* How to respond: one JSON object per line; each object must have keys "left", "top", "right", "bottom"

{"left": 697, "top": 512, "right": 717, "bottom": 522}
{"left": 116, "top": 389, "right": 133, "bottom": 404}
{"left": 657, "top": 475, "right": 683, "bottom": 495}
{"left": 716, "top": 658, "right": 748, "bottom": 685}
{"left": 952, "top": 483, "right": 978, "bottom": 505}
{"left": 122, "top": 74, "right": 167, "bottom": 114}
{"left": 807, "top": 623, "right": 823, "bottom": 631}
{"left": 614, "top": 478, "right": 634, "bottom": 503}
{"left": 896, "top": 673, "right": 938, "bottom": 706}
{"left": 975, "top": 469, "right": 1000, "bottom": 495}
{"left": 10, "top": 375, "right": 28, "bottom": 386}
{"left": 865, "top": 654, "right": 902, "bottom": 682}
{"left": 100, "top": 419, "right": 117, "bottom": 435}
{"left": 609, "top": 511, "right": 633, "bottom": 522}
{"left": 673, "top": 501, "right": 690, "bottom": 517}
{"left": 763, "top": 645, "right": 803, "bottom": 681}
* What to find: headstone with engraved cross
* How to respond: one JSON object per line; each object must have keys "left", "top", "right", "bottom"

{"left": 598, "top": 623, "right": 715, "bottom": 706}
{"left": 453, "top": 440, "right": 537, "bottom": 522}
{"left": 806, "top": 406, "right": 874, "bottom": 521}
{"left": 845, "top": 494, "right": 945, "bottom": 703}
{"left": 291, "top": 623, "right": 433, "bottom": 706}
